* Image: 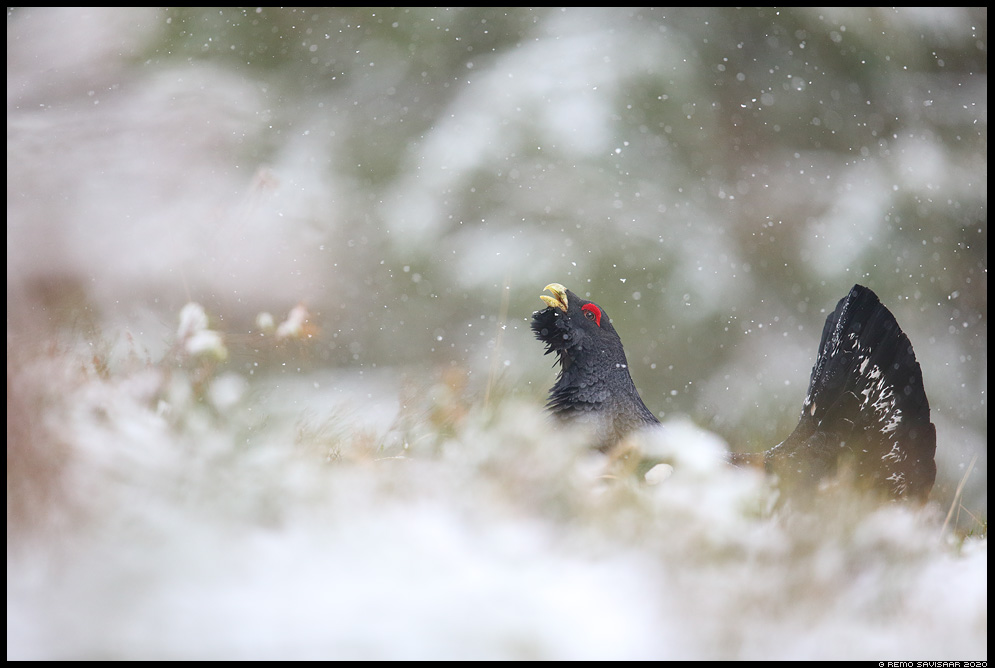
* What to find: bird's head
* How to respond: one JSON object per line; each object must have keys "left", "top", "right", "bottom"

{"left": 531, "top": 283, "right": 624, "bottom": 366}
{"left": 530, "top": 282, "right": 658, "bottom": 449}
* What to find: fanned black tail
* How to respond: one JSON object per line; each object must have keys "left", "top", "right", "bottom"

{"left": 765, "top": 285, "right": 936, "bottom": 501}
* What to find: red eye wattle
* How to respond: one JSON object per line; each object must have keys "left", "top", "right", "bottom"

{"left": 582, "top": 303, "right": 602, "bottom": 327}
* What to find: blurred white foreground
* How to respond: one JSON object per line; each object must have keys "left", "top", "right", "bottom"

{"left": 7, "top": 341, "right": 986, "bottom": 660}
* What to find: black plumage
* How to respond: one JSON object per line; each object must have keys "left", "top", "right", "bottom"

{"left": 763, "top": 285, "right": 936, "bottom": 501}
{"left": 531, "top": 283, "right": 937, "bottom": 501}
{"left": 531, "top": 283, "right": 659, "bottom": 452}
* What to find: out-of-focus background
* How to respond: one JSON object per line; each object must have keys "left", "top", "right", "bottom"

{"left": 7, "top": 7, "right": 987, "bottom": 660}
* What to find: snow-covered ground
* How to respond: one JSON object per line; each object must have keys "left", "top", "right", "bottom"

{"left": 6, "top": 339, "right": 987, "bottom": 660}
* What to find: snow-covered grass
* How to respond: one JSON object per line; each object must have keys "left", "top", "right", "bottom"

{"left": 7, "top": 321, "right": 986, "bottom": 660}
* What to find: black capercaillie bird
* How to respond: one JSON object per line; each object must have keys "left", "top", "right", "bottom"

{"left": 531, "top": 282, "right": 937, "bottom": 501}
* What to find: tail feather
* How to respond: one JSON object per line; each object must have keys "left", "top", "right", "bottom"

{"left": 766, "top": 285, "right": 936, "bottom": 501}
